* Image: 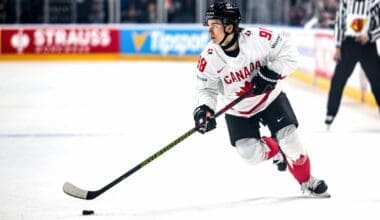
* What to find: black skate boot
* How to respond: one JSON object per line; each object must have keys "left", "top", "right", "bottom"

{"left": 300, "top": 176, "right": 330, "bottom": 198}
{"left": 324, "top": 115, "right": 334, "bottom": 126}
{"left": 272, "top": 151, "right": 287, "bottom": 171}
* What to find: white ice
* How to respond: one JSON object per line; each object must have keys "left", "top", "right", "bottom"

{"left": 0, "top": 61, "right": 379, "bottom": 220}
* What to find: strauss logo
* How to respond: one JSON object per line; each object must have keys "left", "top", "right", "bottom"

{"left": 350, "top": 18, "right": 366, "bottom": 32}
{"left": 10, "top": 31, "right": 30, "bottom": 53}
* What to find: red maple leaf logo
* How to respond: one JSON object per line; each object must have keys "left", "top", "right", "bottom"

{"left": 235, "top": 81, "right": 255, "bottom": 97}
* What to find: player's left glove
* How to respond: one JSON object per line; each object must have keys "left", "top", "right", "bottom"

{"left": 193, "top": 104, "right": 216, "bottom": 134}
{"left": 251, "top": 66, "right": 281, "bottom": 95}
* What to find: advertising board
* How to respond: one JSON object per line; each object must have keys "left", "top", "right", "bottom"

{"left": 120, "top": 27, "right": 209, "bottom": 56}
{"left": 1, "top": 26, "right": 119, "bottom": 54}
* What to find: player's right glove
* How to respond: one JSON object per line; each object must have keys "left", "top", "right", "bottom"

{"left": 251, "top": 66, "right": 281, "bottom": 95}
{"left": 193, "top": 104, "right": 216, "bottom": 134}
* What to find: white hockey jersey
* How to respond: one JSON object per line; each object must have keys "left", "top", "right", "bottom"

{"left": 195, "top": 27, "right": 299, "bottom": 118}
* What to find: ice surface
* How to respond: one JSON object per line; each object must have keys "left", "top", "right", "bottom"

{"left": 0, "top": 61, "right": 379, "bottom": 220}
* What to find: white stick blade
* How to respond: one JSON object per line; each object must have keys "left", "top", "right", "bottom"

{"left": 63, "top": 182, "right": 88, "bottom": 199}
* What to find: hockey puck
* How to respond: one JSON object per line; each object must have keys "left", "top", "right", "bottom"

{"left": 82, "top": 210, "right": 94, "bottom": 215}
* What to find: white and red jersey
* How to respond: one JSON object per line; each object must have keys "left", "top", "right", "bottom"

{"left": 195, "top": 27, "right": 299, "bottom": 118}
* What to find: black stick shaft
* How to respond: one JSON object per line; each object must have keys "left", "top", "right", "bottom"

{"left": 89, "top": 127, "right": 197, "bottom": 199}
{"left": 66, "top": 88, "right": 253, "bottom": 200}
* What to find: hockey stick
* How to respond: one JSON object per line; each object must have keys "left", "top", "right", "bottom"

{"left": 63, "top": 88, "right": 253, "bottom": 200}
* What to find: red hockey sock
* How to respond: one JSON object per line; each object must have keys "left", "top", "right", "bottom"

{"left": 262, "top": 136, "right": 280, "bottom": 159}
{"left": 288, "top": 155, "right": 310, "bottom": 183}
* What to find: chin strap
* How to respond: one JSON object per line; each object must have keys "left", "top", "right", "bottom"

{"left": 220, "top": 32, "right": 239, "bottom": 50}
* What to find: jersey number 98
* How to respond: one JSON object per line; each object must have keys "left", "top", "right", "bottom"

{"left": 197, "top": 56, "right": 207, "bottom": 72}
{"left": 259, "top": 28, "right": 272, "bottom": 41}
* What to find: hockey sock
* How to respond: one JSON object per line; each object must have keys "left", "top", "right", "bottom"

{"left": 287, "top": 155, "right": 310, "bottom": 183}
{"left": 262, "top": 136, "right": 280, "bottom": 159}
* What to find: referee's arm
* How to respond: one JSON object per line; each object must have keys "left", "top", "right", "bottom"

{"left": 369, "top": 0, "right": 380, "bottom": 42}
{"left": 335, "top": 0, "right": 346, "bottom": 47}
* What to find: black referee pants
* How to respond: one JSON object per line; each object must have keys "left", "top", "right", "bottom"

{"left": 327, "top": 37, "right": 380, "bottom": 116}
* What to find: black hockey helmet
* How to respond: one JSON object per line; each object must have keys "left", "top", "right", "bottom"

{"left": 204, "top": 0, "right": 241, "bottom": 27}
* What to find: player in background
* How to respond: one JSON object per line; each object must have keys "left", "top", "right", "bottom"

{"left": 193, "top": 0, "right": 329, "bottom": 196}
{"left": 325, "top": 0, "right": 380, "bottom": 126}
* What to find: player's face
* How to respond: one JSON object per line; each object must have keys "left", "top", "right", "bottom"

{"left": 207, "top": 19, "right": 225, "bottom": 44}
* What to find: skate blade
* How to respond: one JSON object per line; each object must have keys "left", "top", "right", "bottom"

{"left": 326, "top": 124, "right": 331, "bottom": 131}
{"left": 309, "top": 192, "right": 331, "bottom": 198}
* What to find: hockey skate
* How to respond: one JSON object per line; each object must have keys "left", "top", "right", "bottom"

{"left": 300, "top": 176, "right": 330, "bottom": 198}
{"left": 272, "top": 151, "right": 287, "bottom": 171}
{"left": 324, "top": 115, "right": 334, "bottom": 126}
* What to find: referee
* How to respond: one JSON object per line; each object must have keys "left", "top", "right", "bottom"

{"left": 325, "top": 0, "right": 380, "bottom": 126}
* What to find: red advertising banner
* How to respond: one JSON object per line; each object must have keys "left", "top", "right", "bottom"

{"left": 1, "top": 26, "right": 119, "bottom": 54}
{"left": 314, "top": 32, "right": 336, "bottom": 79}
{"left": 0, "top": 27, "right": 2, "bottom": 54}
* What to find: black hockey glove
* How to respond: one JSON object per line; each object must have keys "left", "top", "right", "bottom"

{"left": 193, "top": 104, "right": 216, "bottom": 134}
{"left": 251, "top": 66, "right": 281, "bottom": 95}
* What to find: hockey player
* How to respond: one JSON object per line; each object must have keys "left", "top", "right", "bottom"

{"left": 193, "top": 0, "right": 329, "bottom": 196}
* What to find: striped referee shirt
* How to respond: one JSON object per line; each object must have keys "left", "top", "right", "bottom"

{"left": 335, "top": 0, "right": 380, "bottom": 47}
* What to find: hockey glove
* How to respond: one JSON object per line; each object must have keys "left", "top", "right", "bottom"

{"left": 251, "top": 66, "right": 281, "bottom": 95}
{"left": 193, "top": 104, "right": 216, "bottom": 134}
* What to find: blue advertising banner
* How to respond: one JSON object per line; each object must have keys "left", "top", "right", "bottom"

{"left": 120, "top": 25, "right": 209, "bottom": 56}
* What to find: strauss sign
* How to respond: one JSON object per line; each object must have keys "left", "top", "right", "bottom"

{"left": 2, "top": 27, "right": 119, "bottom": 54}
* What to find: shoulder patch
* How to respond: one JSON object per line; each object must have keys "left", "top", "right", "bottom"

{"left": 207, "top": 48, "right": 214, "bottom": 54}
{"left": 244, "top": 30, "right": 252, "bottom": 37}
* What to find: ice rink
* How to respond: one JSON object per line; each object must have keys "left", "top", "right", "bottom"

{"left": 0, "top": 61, "right": 379, "bottom": 220}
